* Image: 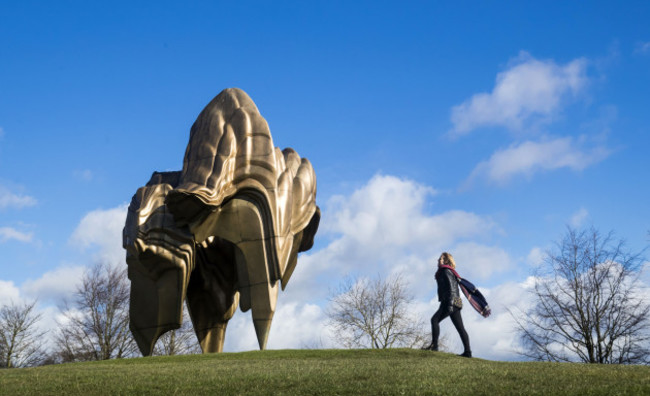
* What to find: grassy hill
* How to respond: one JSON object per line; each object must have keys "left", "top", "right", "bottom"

{"left": 1, "top": 349, "right": 649, "bottom": 395}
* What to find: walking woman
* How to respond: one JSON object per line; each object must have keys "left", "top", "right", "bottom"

{"left": 429, "top": 252, "right": 472, "bottom": 357}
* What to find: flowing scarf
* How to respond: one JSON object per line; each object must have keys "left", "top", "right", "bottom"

{"left": 437, "top": 265, "right": 491, "bottom": 318}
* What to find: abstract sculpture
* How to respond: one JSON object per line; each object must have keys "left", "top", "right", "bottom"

{"left": 122, "top": 88, "right": 320, "bottom": 356}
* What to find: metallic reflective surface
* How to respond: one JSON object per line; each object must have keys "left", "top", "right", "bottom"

{"left": 123, "top": 88, "right": 319, "bottom": 356}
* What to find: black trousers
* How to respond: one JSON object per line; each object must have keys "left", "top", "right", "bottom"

{"left": 430, "top": 305, "right": 471, "bottom": 353}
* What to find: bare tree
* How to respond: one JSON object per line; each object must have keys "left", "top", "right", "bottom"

{"left": 327, "top": 274, "right": 426, "bottom": 349}
{"left": 0, "top": 300, "right": 46, "bottom": 368}
{"left": 53, "top": 262, "right": 137, "bottom": 362}
{"left": 513, "top": 227, "right": 650, "bottom": 364}
{"left": 152, "top": 308, "right": 201, "bottom": 356}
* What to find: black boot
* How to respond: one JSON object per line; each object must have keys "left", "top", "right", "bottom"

{"left": 458, "top": 351, "right": 472, "bottom": 358}
{"left": 421, "top": 342, "right": 438, "bottom": 351}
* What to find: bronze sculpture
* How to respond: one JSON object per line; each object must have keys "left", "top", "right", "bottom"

{"left": 123, "top": 88, "right": 320, "bottom": 356}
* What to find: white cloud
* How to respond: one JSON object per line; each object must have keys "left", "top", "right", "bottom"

{"left": 0, "top": 280, "right": 21, "bottom": 306}
{"left": 569, "top": 207, "right": 589, "bottom": 228}
{"left": 22, "top": 265, "right": 85, "bottom": 302}
{"left": 0, "top": 185, "right": 37, "bottom": 210}
{"left": 450, "top": 52, "right": 588, "bottom": 135}
{"left": 0, "top": 226, "right": 33, "bottom": 243}
{"left": 322, "top": 175, "right": 493, "bottom": 256}
{"left": 451, "top": 242, "right": 513, "bottom": 281}
{"left": 324, "top": 174, "right": 437, "bottom": 244}
{"left": 466, "top": 136, "right": 610, "bottom": 186}
{"left": 35, "top": 305, "right": 65, "bottom": 343}
{"left": 69, "top": 204, "right": 128, "bottom": 265}
{"left": 267, "top": 302, "right": 332, "bottom": 349}
{"left": 526, "top": 247, "right": 545, "bottom": 267}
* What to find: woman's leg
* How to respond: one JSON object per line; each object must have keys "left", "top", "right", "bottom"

{"left": 430, "top": 305, "right": 449, "bottom": 350}
{"left": 449, "top": 309, "right": 471, "bottom": 356}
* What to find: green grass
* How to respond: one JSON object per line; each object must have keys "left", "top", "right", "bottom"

{"left": 1, "top": 349, "right": 649, "bottom": 395}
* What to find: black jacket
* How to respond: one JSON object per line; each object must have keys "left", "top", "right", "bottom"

{"left": 436, "top": 268, "right": 462, "bottom": 308}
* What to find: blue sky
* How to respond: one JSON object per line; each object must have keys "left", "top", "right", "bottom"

{"left": 1, "top": 1, "right": 649, "bottom": 359}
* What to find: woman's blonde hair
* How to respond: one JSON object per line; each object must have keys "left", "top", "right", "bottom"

{"left": 439, "top": 252, "right": 456, "bottom": 269}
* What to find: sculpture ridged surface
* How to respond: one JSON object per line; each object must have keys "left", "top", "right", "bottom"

{"left": 123, "top": 88, "right": 320, "bottom": 356}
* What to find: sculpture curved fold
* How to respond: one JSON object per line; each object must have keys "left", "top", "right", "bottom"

{"left": 123, "top": 88, "right": 319, "bottom": 356}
